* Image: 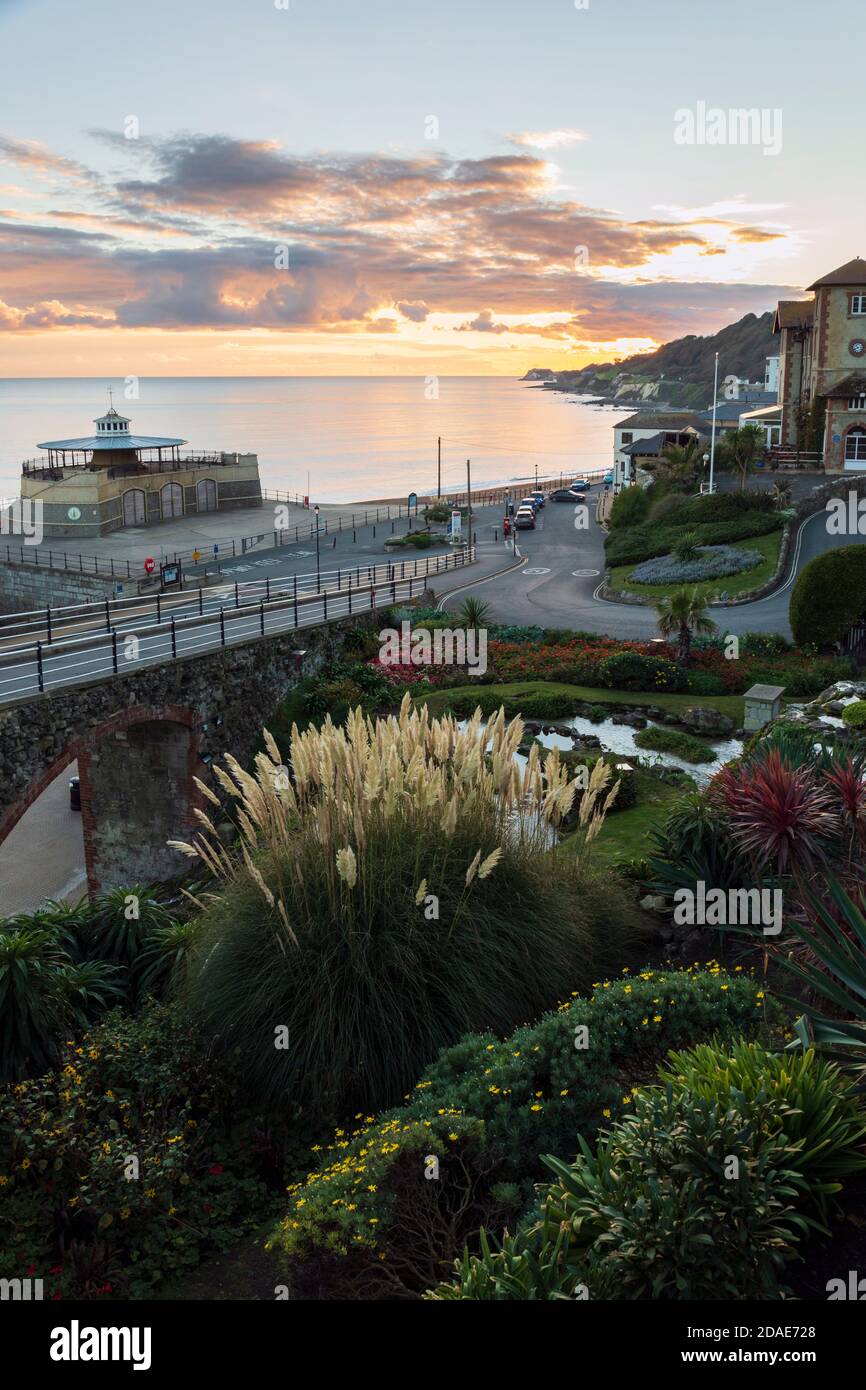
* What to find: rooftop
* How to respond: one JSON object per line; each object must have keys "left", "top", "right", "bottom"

{"left": 37, "top": 432, "right": 188, "bottom": 451}
{"left": 806, "top": 257, "right": 866, "bottom": 290}
{"left": 615, "top": 410, "right": 707, "bottom": 430}
{"left": 773, "top": 300, "right": 814, "bottom": 331}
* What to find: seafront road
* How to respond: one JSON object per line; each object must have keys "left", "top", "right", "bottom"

{"left": 430, "top": 476, "right": 861, "bottom": 641}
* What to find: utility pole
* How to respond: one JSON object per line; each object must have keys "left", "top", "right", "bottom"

{"left": 314, "top": 504, "right": 321, "bottom": 592}
{"left": 709, "top": 351, "right": 719, "bottom": 495}
{"left": 437, "top": 437, "right": 442, "bottom": 499}
{"left": 466, "top": 458, "right": 472, "bottom": 552}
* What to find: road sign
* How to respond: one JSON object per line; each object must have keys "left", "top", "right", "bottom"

{"left": 192, "top": 549, "right": 201, "bottom": 564}
{"left": 213, "top": 543, "right": 219, "bottom": 555}
{"left": 144, "top": 556, "right": 155, "bottom": 575}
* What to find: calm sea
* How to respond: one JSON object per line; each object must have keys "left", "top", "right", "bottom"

{"left": 0, "top": 377, "right": 620, "bottom": 503}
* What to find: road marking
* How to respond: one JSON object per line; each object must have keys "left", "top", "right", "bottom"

{"left": 573, "top": 568, "right": 600, "bottom": 577}
{"left": 523, "top": 567, "right": 551, "bottom": 575}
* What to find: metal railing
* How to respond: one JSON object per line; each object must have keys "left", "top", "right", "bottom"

{"left": 0, "top": 547, "right": 477, "bottom": 704}
{"left": 0, "top": 532, "right": 269, "bottom": 579}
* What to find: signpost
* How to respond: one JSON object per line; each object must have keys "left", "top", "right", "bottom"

{"left": 143, "top": 556, "right": 155, "bottom": 576}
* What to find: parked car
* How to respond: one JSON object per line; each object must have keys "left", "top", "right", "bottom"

{"left": 603, "top": 471, "right": 614, "bottom": 486}
{"left": 528, "top": 490, "right": 546, "bottom": 508}
{"left": 519, "top": 497, "right": 540, "bottom": 512}
{"left": 550, "top": 487, "right": 578, "bottom": 502}
{"left": 514, "top": 506, "right": 536, "bottom": 529}
{"left": 570, "top": 478, "right": 592, "bottom": 492}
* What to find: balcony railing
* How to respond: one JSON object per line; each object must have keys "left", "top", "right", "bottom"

{"left": 21, "top": 451, "right": 253, "bottom": 480}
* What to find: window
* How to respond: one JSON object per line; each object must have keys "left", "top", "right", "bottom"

{"left": 620, "top": 432, "right": 633, "bottom": 444}
{"left": 845, "top": 429, "right": 866, "bottom": 461}
{"left": 851, "top": 294, "right": 866, "bottom": 316}
{"left": 849, "top": 394, "right": 866, "bottom": 411}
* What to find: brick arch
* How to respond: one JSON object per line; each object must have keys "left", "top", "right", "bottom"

{"left": 0, "top": 704, "right": 201, "bottom": 896}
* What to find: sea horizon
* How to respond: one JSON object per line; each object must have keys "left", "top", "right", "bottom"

{"left": 0, "top": 376, "right": 621, "bottom": 504}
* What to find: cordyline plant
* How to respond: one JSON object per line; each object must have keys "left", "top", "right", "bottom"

{"left": 711, "top": 750, "right": 841, "bottom": 881}
{"left": 171, "top": 697, "right": 636, "bottom": 1117}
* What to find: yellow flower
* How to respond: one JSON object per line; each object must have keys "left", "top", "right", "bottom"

{"left": 20, "top": 1158, "right": 31, "bottom": 1170}
{"left": 448, "top": 1133, "right": 458, "bottom": 1141}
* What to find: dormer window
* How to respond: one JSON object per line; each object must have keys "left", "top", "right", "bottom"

{"left": 850, "top": 394, "right": 866, "bottom": 411}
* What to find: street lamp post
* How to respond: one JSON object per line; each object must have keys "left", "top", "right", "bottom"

{"left": 314, "top": 504, "right": 321, "bottom": 592}
{"left": 708, "top": 351, "right": 720, "bottom": 494}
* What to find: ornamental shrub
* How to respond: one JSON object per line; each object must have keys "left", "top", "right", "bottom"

{"left": 599, "top": 650, "right": 687, "bottom": 692}
{"left": 182, "top": 705, "right": 642, "bottom": 1119}
{"left": 634, "top": 726, "right": 717, "bottom": 763}
{"left": 608, "top": 486, "right": 649, "bottom": 530}
{"left": 789, "top": 545, "right": 866, "bottom": 647}
{"left": 606, "top": 513, "right": 781, "bottom": 568}
{"left": 842, "top": 701, "right": 866, "bottom": 729}
{"left": 629, "top": 545, "right": 762, "bottom": 586}
{"left": 431, "top": 1040, "right": 866, "bottom": 1301}
{"left": 0, "top": 1003, "right": 289, "bottom": 1300}
{"left": 268, "top": 967, "right": 773, "bottom": 1299}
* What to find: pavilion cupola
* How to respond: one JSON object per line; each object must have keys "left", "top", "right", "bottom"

{"left": 94, "top": 407, "right": 132, "bottom": 437}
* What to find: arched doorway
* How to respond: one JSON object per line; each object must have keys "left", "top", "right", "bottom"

{"left": 160, "top": 481, "right": 184, "bottom": 519}
{"left": 122, "top": 488, "right": 146, "bottom": 527}
{"left": 196, "top": 477, "right": 218, "bottom": 513}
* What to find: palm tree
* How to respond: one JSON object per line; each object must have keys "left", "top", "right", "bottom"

{"left": 718, "top": 425, "right": 764, "bottom": 492}
{"left": 459, "top": 596, "right": 491, "bottom": 630}
{"left": 655, "top": 587, "right": 716, "bottom": 664}
{"left": 653, "top": 438, "right": 703, "bottom": 493}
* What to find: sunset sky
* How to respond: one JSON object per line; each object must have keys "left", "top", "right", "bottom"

{"left": 0, "top": 0, "right": 857, "bottom": 377}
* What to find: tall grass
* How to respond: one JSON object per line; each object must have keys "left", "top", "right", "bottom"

{"left": 176, "top": 697, "right": 642, "bottom": 1117}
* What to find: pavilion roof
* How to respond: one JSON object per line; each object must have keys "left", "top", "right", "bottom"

{"left": 37, "top": 434, "right": 187, "bottom": 451}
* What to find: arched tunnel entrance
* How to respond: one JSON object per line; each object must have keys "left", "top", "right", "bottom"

{"left": 0, "top": 706, "right": 201, "bottom": 904}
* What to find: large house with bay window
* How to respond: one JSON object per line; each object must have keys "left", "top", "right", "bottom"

{"left": 774, "top": 256, "right": 866, "bottom": 471}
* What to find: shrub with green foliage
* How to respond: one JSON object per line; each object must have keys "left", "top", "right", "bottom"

{"left": 599, "top": 650, "right": 688, "bottom": 693}
{"left": 431, "top": 1040, "right": 866, "bottom": 1301}
{"left": 0, "top": 921, "right": 121, "bottom": 1082}
{"left": 0, "top": 1003, "right": 293, "bottom": 1299}
{"left": 607, "top": 512, "right": 781, "bottom": 568}
{"left": 634, "top": 725, "right": 717, "bottom": 763}
{"left": 789, "top": 545, "right": 866, "bottom": 647}
{"left": 842, "top": 701, "right": 866, "bottom": 729}
{"left": 268, "top": 967, "right": 773, "bottom": 1298}
{"left": 182, "top": 708, "right": 642, "bottom": 1120}
{"left": 608, "top": 486, "right": 649, "bottom": 530}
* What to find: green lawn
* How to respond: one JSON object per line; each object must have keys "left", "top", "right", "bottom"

{"left": 609, "top": 527, "right": 783, "bottom": 602}
{"left": 560, "top": 770, "right": 687, "bottom": 868}
{"left": 417, "top": 679, "right": 745, "bottom": 725}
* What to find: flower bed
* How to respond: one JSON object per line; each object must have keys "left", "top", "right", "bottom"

{"left": 266, "top": 966, "right": 774, "bottom": 1299}
{"left": 629, "top": 545, "right": 763, "bottom": 586}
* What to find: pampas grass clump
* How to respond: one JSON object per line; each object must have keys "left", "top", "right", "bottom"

{"left": 174, "top": 697, "right": 641, "bottom": 1117}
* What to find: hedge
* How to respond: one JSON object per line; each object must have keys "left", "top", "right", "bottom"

{"left": 266, "top": 967, "right": 774, "bottom": 1298}
{"left": 789, "top": 545, "right": 866, "bottom": 647}
{"left": 606, "top": 513, "right": 782, "bottom": 568}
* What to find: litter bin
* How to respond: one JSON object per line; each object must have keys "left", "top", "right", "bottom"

{"left": 69, "top": 776, "right": 81, "bottom": 812}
